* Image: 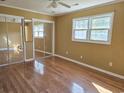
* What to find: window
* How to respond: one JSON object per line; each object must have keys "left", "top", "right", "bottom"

{"left": 72, "top": 12, "right": 114, "bottom": 44}
{"left": 33, "top": 23, "right": 44, "bottom": 38}
{"left": 73, "top": 19, "right": 88, "bottom": 40}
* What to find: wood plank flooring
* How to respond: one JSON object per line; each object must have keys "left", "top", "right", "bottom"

{"left": 0, "top": 57, "right": 124, "bottom": 93}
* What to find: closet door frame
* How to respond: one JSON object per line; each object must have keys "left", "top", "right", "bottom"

{"left": 32, "top": 18, "right": 55, "bottom": 59}
{"left": 0, "top": 13, "right": 25, "bottom": 66}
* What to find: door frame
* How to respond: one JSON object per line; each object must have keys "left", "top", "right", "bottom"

{"left": 0, "top": 13, "right": 25, "bottom": 66}
{"left": 32, "top": 18, "right": 55, "bottom": 59}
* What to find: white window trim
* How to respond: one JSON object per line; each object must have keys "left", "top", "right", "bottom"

{"left": 72, "top": 12, "right": 114, "bottom": 45}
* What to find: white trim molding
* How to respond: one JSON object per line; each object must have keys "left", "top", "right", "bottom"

{"left": 54, "top": 54, "right": 124, "bottom": 80}
{"left": 35, "top": 49, "right": 52, "bottom": 55}
{"left": 25, "top": 58, "right": 34, "bottom": 62}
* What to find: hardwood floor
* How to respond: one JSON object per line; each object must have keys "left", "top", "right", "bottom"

{"left": 0, "top": 57, "right": 124, "bottom": 93}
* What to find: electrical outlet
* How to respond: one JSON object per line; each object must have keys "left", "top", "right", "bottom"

{"left": 109, "top": 62, "right": 113, "bottom": 67}
{"left": 80, "top": 56, "right": 86, "bottom": 62}
{"left": 80, "top": 56, "right": 83, "bottom": 59}
{"left": 66, "top": 51, "right": 69, "bottom": 55}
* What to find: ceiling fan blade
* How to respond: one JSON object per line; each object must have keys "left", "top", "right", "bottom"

{"left": 58, "top": 2, "right": 71, "bottom": 8}
{"left": 72, "top": 3, "right": 79, "bottom": 6}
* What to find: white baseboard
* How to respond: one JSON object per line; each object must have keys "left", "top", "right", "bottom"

{"left": 25, "top": 58, "right": 34, "bottom": 62}
{"left": 0, "top": 61, "right": 24, "bottom": 67}
{"left": 35, "top": 49, "right": 52, "bottom": 55}
{"left": 54, "top": 54, "right": 124, "bottom": 80}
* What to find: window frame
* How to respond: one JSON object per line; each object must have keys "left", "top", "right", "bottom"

{"left": 72, "top": 12, "right": 114, "bottom": 45}
{"left": 72, "top": 18, "right": 89, "bottom": 41}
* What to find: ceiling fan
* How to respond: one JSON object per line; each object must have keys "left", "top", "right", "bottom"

{"left": 47, "top": 0, "right": 79, "bottom": 8}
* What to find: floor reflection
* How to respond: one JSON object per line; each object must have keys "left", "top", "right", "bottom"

{"left": 72, "top": 83, "right": 85, "bottom": 93}
{"left": 34, "top": 60, "right": 44, "bottom": 75}
{"left": 92, "top": 82, "right": 112, "bottom": 93}
{"left": 0, "top": 50, "right": 23, "bottom": 65}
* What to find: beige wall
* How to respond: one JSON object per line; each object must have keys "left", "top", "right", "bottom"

{"left": 0, "top": 6, "right": 54, "bottom": 59}
{"left": 55, "top": 2, "right": 124, "bottom": 76}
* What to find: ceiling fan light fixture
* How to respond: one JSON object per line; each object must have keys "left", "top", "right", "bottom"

{"left": 51, "top": 1, "right": 57, "bottom": 8}
{"left": 51, "top": 11, "right": 55, "bottom": 14}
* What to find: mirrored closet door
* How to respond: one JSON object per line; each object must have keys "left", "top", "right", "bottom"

{"left": 33, "top": 19, "right": 54, "bottom": 59}
{"left": 44, "top": 23, "right": 53, "bottom": 57}
{"left": 0, "top": 16, "right": 8, "bottom": 65}
{"left": 33, "top": 21, "right": 45, "bottom": 58}
{"left": 0, "top": 14, "right": 24, "bottom": 66}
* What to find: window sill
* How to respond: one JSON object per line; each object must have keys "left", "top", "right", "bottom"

{"left": 72, "top": 39, "right": 111, "bottom": 45}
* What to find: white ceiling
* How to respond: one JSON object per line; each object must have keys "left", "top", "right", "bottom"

{"left": 0, "top": 0, "right": 124, "bottom": 16}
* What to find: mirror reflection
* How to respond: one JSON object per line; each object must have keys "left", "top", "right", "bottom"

{"left": 44, "top": 23, "right": 53, "bottom": 57}
{"left": 0, "top": 15, "right": 24, "bottom": 65}
{"left": 33, "top": 20, "right": 53, "bottom": 59}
